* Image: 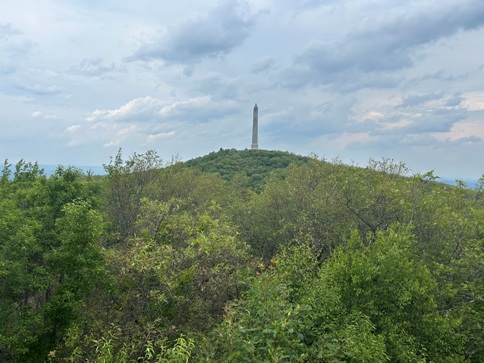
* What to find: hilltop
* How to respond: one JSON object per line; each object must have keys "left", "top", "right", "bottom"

{"left": 183, "top": 148, "right": 313, "bottom": 191}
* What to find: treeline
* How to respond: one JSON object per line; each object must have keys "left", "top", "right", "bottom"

{"left": 0, "top": 150, "right": 483, "bottom": 362}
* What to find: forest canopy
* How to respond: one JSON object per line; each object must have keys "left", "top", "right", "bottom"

{"left": 0, "top": 149, "right": 483, "bottom": 362}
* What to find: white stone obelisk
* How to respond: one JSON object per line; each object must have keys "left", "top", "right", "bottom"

{"left": 251, "top": 103, "right": 258, "bottom": 150}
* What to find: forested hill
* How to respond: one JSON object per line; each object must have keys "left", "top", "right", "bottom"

{"left": 1, "top": 152, "right": 483, "bottom": 362}
{"left": 183, "top": 148, "right": 313, "bottom": 191}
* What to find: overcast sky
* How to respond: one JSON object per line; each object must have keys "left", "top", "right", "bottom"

{"left": 1, "top": 0, "right": 484, "bottom": 179}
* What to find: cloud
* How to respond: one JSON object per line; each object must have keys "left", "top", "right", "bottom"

{"left": 445, "top": 94, "right": 464, "bottom": 107}
{"left": 0, "top": 23, "right": 35, "bottom": 74}
{"left": 62, "top": 95, "right": 239, "bottom": 156}
{"left": 251, "top": 57, "right": 276, "bottom": 74}
{"left": 131, "top": 0, "right": 256, "bottom": 64}
{"left": 328, "top": 132, "right": 377, "bottom": 150}
{"left": 63, "top": 122, "right": 139, "bottom": 149}
{"left": 462, "top": 91, "right": 484, "bottom": 111}
{"left": 157, "top": 95, "right": 239, "bottom": 122}
{"left": 364, "top": 101, "right": 469, "bottom": 138}
{"left": 403, "top": 108, "right": 468, "bottom": 133}
{"left": 146, "top": 131, "right": 176, "bottom": 144}
{"left": 14, "top": 83, "right": 62, "bottom": 95}
{"left": 65, "top": 124, "right": 80, "bottom": 133}
{"left": 452, "top": 135, "right": 482, "bottom": 144}
{"left": 281, "top": 63, "right": 402, "bottom": 91}
{"left": 195, "top": 73, "right": 243, "bottom": 100}
{"left": 0, "top": 23, "right": 21, "bottom": 40}
{"left": 308, "top": 95, "right": 359, "bottom": 133}
{"left": 31, "top": 110, "right": 59, "bottom": 119}
{"left": 322, "top": 92, "right": 474, "bottom": 152}
{"left": 86, "top": 95, "right": 239, "bottom": 128}
{"left": 287, "top": 0, "right": 484, "bottom": 90}
{"left": 255, "top": 94, "right": 360, "bottom": 145}
{"left": 158, "top": 97, "right": 210, "bottom": 116}
{"left": 86, "top": 96, "right": 164, "bottom": 122}
{"left": 80, "top": 95, "right": 240, "bottom": 153}
{"left": 103, "top": 125, "right": 138, "bottom": 147}
{"left": 70, "top": 58, "right": 116, "bottom": 78}
{"left": 295, "top": 0, "right": 338, "bottom": 10}
{"left": 398, "top": 92, "right": 444, "bottom": 108}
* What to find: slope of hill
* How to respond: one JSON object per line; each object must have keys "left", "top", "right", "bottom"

{"left": 2, "top": 149, "right": 483, "bottom": 361}
{"left": 183, "top": 148, "right": 313, "bottom": 191}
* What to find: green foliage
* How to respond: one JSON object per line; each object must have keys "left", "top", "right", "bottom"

{"left": 205, "top": 241, "right": 389, "bottom": 362}
{"left": 206, "top": 227, "right": 468, "bottom": 362}
{"left": 56, "top": 199, "right": 254, "bottom": 361}
{"left": 102, "top": 149, "right": 233, "bottom": 242}
{"left": 229, "top": 157, "right": 358, "bottom": 260}
{"left": 59, "top": 325, "right": 194, "bottom": 363}
{"left": 320, "top": 228, "right": 465, "bottom": 362}
{"left": 2, "top": 151, "right": 483, "bottom": 362}
{"left": 102, "top": 149, "right": 164, "bottom": 239}
{"left": 183, "top": 148, "right": 312, "bottom": 192}
{"left": 0, "top": 161, "right": 106, "bottom": 362}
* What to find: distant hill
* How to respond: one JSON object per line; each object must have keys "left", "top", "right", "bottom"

{"left": 183, "top": 148, "right": 313, "bottom": 191}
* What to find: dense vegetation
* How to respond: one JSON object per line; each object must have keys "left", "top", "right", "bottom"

{"left": 0, "top": 149, "right": 483, "bottom": 362}
{"left": 183, "top": 148, "right": 312, "bottom": 192}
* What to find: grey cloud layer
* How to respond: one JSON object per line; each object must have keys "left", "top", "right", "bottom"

{"left": 288, "top": 1, "right": 484, "bottom": 90}
{"left": 132, "top": 0, "right": 256, "bottom": 64}
{"left": 398, "top": 92, "right": 444, "bottom": 108}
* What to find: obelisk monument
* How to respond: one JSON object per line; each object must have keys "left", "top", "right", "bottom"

{"left": 251, "top": 103, "right": 258, "bottom": 150}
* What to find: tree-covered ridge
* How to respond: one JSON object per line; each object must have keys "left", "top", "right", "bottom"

{"left": 0, "top": 151, "right": 483, "bottom": 362}
{"left": 183, "top": 148, "right": 313, "bottom": 191}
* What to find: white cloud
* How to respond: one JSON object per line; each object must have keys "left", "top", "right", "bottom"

{"left": 146, "top": 131, "right": 176, "bottom": 143}
{"left": 86, "top": 96, "right": 164, "bottom": 122}
{"left": 158, "top": 96, "right": 212, "bottom": 117}
{"left": 31, "top": 110, "right": 58, "bottom": 120}
{"left": 103, "top": 125, "right": 138, "bottom": 148}
{"left": 462, "top": 91, "right": 484, "bottom": 111}
{"left": 65, "top": 124, "right": 80, "bottom": 133}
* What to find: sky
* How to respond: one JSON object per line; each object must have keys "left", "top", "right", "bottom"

{"left": 1, "top": 0, "right": 484, "bottom": 180}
